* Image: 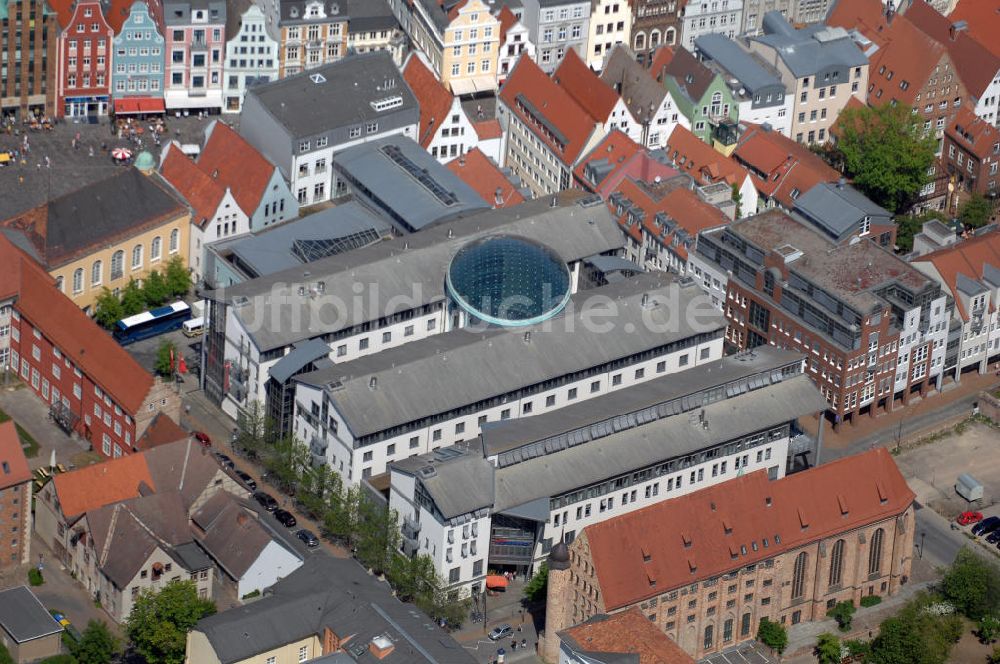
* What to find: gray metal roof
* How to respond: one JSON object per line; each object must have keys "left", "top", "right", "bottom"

{"left": 345, "top": 0, "right": 397, "bottom": 32}
{"left": 195, "top": 556, "right": 475, "bottom": 664}
{"left": 956, "top": 272, "right": 988, "bottom": 297}
{"left": 599, "top": 46, "right": 667, "bottom": 123}
{"left": 333, "top": 137, "right": 489, "bottom": 232}
{"left": 792, "top": 182, "right": 890, "bottom": 241}
{"left": 983, "top": 264, "right": 1000, "bottom": 288}
{"left": 210, "top": 202, "right": 393, "bottom": 280}
{"left": 204, "top": 191, "right": 625, "bottom": 352}
{"left": 480, "top": 346, "right": 805, "bottom": 457}
{"left": 584, "top": 254, "right": 645, "bottom": 274}
{"left": 753, "top": 12, "right": 868, "bottom": 78}
{"left": 295, "top": 275, "right": 726, "bottom": 439}
{"left": 0, "top": 586, "right": 63, "bottom": 643}
{"left": 243, "top": 52, "right": 418, "bottom": 140}
{"left": 392, "top": 441, "right": 494, "bottom": 520}
{"left": 493, "top": 374, "right": 825, "bottom": 512}
{"left": 695, "top": 34, "right": 784, "bottom": 94}
{"left": 269, "top": 339, "right": 334, "bottom": 384}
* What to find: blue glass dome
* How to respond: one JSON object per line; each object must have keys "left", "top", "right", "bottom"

{"left": 446, "top": 235, "right": 572, "bottom": 327}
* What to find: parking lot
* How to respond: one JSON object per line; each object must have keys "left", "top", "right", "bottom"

{"left": 123, "top": 324, "right": 203, "bottom": 385}
{"left": 700, "top": 643, "right": 776, "bottom": 664}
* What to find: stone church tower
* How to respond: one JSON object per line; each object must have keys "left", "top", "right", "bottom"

{"left": 540, "top": 541, "right": 572, "bottom": 662}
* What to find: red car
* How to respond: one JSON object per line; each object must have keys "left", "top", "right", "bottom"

{"left": 193, "top": 431, "right": 212, "bottom": 447}
{"left": 958, "top": 511, "right": 983, "bottom": 526}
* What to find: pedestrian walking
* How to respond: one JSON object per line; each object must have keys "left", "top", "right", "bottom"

{"left": 44, "top": 156, "right": 50, "bottom": 168}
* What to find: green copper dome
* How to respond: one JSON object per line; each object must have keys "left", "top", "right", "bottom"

{"left": 134, "top": 151, "right": 155, "bottom": 173}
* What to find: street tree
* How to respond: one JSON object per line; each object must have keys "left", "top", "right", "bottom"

{"left": 125, "top": 580, "right": 215, "bottom": 664}
{"left": 164, "top": 256, "right": 192, "bottom": 298}
{"left": 154, "top": 340, "right": 176, "bottom": 378}
{"left": 323, "top": 484, "right": 360, "bottom": 544}
{"left": 262, "top": 434, "right": 309, "bottom": 495}
{"left": 815, "top": 633, "right": 841, "bottom": 664}
{"left": 757, "top": 618, "right": 788, "bottom": 655}
{"left": 834, "top": 103, "right": 938, "bottom": 213}
{"left": 868, "top": 593, "right": 962, "bottom": 664}
{"left": 523, "top": 563, "right": 548, "bottom": 603}
{"left": 299, "top": 463, "right": 343, "bottom": 520}
{"left": 980, "top": 615, "right": 1000, "bottom": 644}
{"left": 959, "top": 193, "right": 993, "bottom": 229}
{"left": 70, "top": 620, "right": 121, "bottom": 664}
{"left": 941, "top": 548, "right": 1000, "bottom": 620}
{"left": 93, "top": 288, "right": 124, "bottom": 329}
{"left": 121, "top": 279, "right": 146, "bottom": 317}
{"left": 355, "top": 494, "right": 400, "bottom": 575}
{"left": 235, "top": 400, "right": 271, "bottom": 461}
{"left": 142, "top": 270, "right": 170, "bottom": 307}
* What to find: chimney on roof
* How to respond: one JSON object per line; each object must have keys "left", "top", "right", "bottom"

{"left": 494, "top": 187, "right": 504, "bottom": 207}
{"left": 459, "top": 153, "right": 465, "bottom": 166}
{"left": 523, "top": 331, "right": 531, "bottom": 344}
{"left": 762, "top": 122, "right": 772, "bottom": 132}
{"left": 949, "top": 20, "right": 968, "bottom": 41}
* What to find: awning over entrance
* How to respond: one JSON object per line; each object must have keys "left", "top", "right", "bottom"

{"left": 113, "top": 97, "right": 166, "bottom": 115}
{"left": 485, "top": 575, "right": 508, "bottom": 589}
{"left": 448, "top": 75, "right": 497, "bottom": 96}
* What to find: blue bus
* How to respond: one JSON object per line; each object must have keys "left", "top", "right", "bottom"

{"left": 113, "top": 301, "right": 191, "bottom": 345}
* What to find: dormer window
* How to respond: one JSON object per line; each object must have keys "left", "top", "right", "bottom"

{"left": 860, "top": 215, "right": 871, "bottom": 235}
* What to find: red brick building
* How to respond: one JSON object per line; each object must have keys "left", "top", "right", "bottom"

{"left": 943, "top": 107, "right": 1000, "bottom": 201}
{"left": 53, "top": 0, "right": 113, "bottom": 118}
{"left": 0, "top": 421, "right": 32, "bottom": 570}
{"left": 0, "top": 235, "right": 180, "bottom": 459}
{"left": 542, "top": 448, "right": 915, "bottom": 661}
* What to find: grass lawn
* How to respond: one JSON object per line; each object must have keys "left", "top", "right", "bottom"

{"left": 0, "top": 407, "right": 41, "bottom": 458}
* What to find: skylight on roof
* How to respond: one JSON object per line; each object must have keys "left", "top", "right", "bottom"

{"left": 310, "top": 73, "right": 326, "bottom": 84}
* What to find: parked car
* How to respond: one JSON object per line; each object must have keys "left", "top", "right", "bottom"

{"left": 273, "top": 509, "right": 297, "bottom": 528}
{"left": 296, "top": 529, "right": 319, "bottom": 547}
{"left": 957, "top": 511, "right": 983, "bottom": 526}
{"left": 253, "top": 491, "right": 278, "bottom": 512}
{"left": 987, "top": 530, "right": 1000, "bottom": 545}
{"left": 193, "top": 431, "right": 212, "bottom": 446}
{"left": 972, "top": 515, "right": 1000, "bottom": 537}
{"left": 488, "top": 624, "right": 513, "bottom": 641}
{"left": 235, "top": 471, "right": 257, "bottom": 491}
{"left": 214, "top": 452, "right": 235, "bottom": 470}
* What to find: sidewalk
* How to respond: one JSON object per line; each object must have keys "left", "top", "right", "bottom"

{"left": 0, "top": 384, "right": 93, "bottom": 471}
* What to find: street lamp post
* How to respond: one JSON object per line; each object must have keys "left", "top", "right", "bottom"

{"left": 920, "top": 532, "right": 926, "bottom": 560}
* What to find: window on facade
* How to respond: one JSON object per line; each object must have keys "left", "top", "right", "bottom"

{"left": 130, "top": 244, "right": 142, "bottom": 270}
{"left": 169, "top": 229, "right": 179, "bottom": 253}
{"left": 91, "top": 260, "right": 102, "bottom": 286}
{"left": 791, "top": 551, "right": 807, "bottom": 599}
{"left": 72, "top": 269, "right": 84, "bottom": 294}
{"left": 868, "top": 528, "right": 884, "bottom": 575}
{"left": 151, "top": 236, "right": 162, "bottom": 260}
{"left": 829, "top": 539, "right": 845, "bottom": 587}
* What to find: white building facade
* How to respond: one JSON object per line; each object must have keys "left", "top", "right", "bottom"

{"left": 680, "top": 0, "right": 743, "bottom": 51}
{"left": 223, "top": 5, "right": 278, "bottom": 113}
{"left": 584, "top": 0, "right": 632, "bottom": 70}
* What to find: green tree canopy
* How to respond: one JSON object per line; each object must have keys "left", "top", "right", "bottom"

{"left": 757, "top": 617, "right": 788, "bottom": 654}
{"left": 154, "top": 340, "right": 176, "bottom": 378}
{"left": 125, "top": 580, "right": 215, "bottom": 664}
{"left": 959, "top": 193, "right": 993, "bottom": 229}
{"left": 524, "top": 563, "right": 548, "bottom": 603}
{"left": 868, "top": 592, "right": 962, "bottom": 664}
{"left": 261, "top": 434, "right": 310, "bottom": 496}
{"left": 71, "top": 620, "right": 121, "bottom": 664}
{"left": 835, "top": 103, "right": 938, "bottom": 213}
{"left": 815, "top": 633, "right": 841, "bottom": 664}
{"left": 941, "top": 548, "right": 1000, "bottom": 620}
{"left": 121, "top": 279, "right": 146, "bottom": 317}
{"left": 142, "top": 270, "right": 170, "bottom": 307}
{"left": 164, "top": 256, "right": 192, "bottom": 298}
{"left": 93, "top": 288, "right": 125, "bottom": 329}
{"left": 354, "top": 493, "right": 400, "bottom": 575}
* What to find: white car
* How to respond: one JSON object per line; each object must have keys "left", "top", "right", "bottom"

{"left": 488, "top": 624, "right": 513, "bottom": 641}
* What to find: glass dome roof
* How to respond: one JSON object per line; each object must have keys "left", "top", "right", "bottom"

{"left": 446, "top": 235, "right": 572, "bottom": 327}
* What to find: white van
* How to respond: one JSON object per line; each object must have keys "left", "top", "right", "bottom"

{"left": 182, "top": 317, "right": 206, "bottom": 337}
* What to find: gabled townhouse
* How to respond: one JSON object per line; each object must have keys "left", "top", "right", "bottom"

{"left": 345, "top": 0, "right": 406, "bottom": 67}
{"left": 110, "top": 0, "right": 167, "bottom": 114}
{"left": 731, "top": 121, "right": 840, "bottom": 210}
{"left": 746, "top": 11, "right": 868, "bottom": 145}
{"left": 221, "top": 0, "right": 278, "bottom": 113}
{"left": 388, "top": 347, "right": 821, "bottom": 598}
{"left": 0, "top": 167, "right": 191, "bottom": 312}
{"left": 695, "top": 33, "right": 792, "bottom": 137}
{"left": 163, "top": 0, "right": 226, "bottom": 113}
{"left": 678, "top": 0, "right": 742, "bottom": 51}
{"left": 257, "top": 0, "right": 348, "bottom": 78}
{"left": 519, "top": 0, "right": 591, "bottom": 73}
{"left": 943, "top": 107, "right": 1000, "bottom": 200}
{"left": 238, "top": 52, "right": 419, "bottom": 206}
{"left": 585, "top": 0, "right": 632, "bottom": 70}
{"left": 574, "top": 130, "right": 675, "bottom": 196}
{"left": 497, "top": 56, "right": 606, "bottom": 196}
{"left": 912, "top": 228, "right": 1000, "bottom": 382}
{"left": 652, "top": 45, "right": 738, "bottom": 144}
{"left": 630, "top": 0, "right": 684, "bottom": 65}
{"left": 904, "top": 0, "right": 1000, "bottom": 129}
{"left": 600, "top": 44, "right": 689, "bottom": 149}
{"left": 693, "top": 208, "right": 950, "bottom": 426}
{"left": 159, "top": 121, "right": 297, "bottom": 281}
{"left": 663, "top": 124, "right": 759, "bottom": 215}
{"left": 402, "top": 52, "right": 478, "bottom": 162}
{"left": 390, "top": 0, "right": 500, "bottom": 95}
{"left": 0, "top": 236, "right": 182, "bottom": 459}
{"left": 496, "top": 4, "right": 534, "bottom": 85}
{"left": 446, "top": 148, "right": 527, "bottom": 208}
{"left": 554, "top": 48, "right": 641, "bottom": 141}
{"left": 0, "top": 422, "right": 31, "bottom": 572}
{"left": 558, "top": 610, "right": 696, "bottom": 664}
{"left": 541, "top": 448, "right": 915, "bottom": 661}
{"left": 54, "top": 0, "right": 114, "bottom": 118}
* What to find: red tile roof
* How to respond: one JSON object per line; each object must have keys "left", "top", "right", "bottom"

{"left": 474, "top": 119, "right": 502, "bottom": 140}
{"left": 914, "top": 228, "right": 1000, "bottom": 321}
{"left": 574, "top": 130, "right": 645, "bottom": 192}
{"left": 553, "top": 48, "right": 621, "bottom": 123}
{"left": 733, "top": 123, "right": 840, "bottom": 207}
{"left": 947, "top": 106, "right": 1000, "bottom": 158}
{"left": 105, "top": 0, "right": 138, "bottom": 33}
{"left": 0, "top": 422, "right": 31, "bottom": 491}
{"left": 663, "top": 125, "right": 751, "bottom": 189}
{"left": 499, "top": 56, "right": 601, "bottom": 165}
{"left": 0, "top": 235, "right": 155, "bottom": 415}
{"left": 825, "top": 0, "right": 891, "bottom": 46}
{"left": 560, "top": 608, "right": 695, "bottom": 664}
{"left": 649, "top": 46, "right": 677, "bottom": 83}
{"left": 584, "top": 448, "right": 914, "bottom": 610}
{"left": 196, "top": 122, "right": 279, "bottom": 217}
{"left": 52, "top": 453, "right": 156, "bottom": 519}
{"left": 159, "top": 146, "right": 226, "bottom": 228}
{"left": 403, "top": 54, "right": 456, "bottom": 148}
{"left": 865, "top": 16, "right": 947, "bottom": 108}
{"left": 905, "top": 0, "right": 1000, "bottom": 99}
{"left": 948, "top": 0, "right": 1000, "bottom": 60}
{"left": 446, "top": 149, "right": 525, "bottom": 208}
{"left": 497, "top": 4, "right": 518, "bottom": 43}
{"left": 134, "top": 412, "right": 189, "bottom": 452}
